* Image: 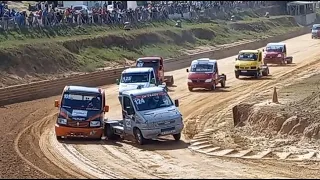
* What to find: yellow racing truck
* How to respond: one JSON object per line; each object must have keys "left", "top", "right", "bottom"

{"left": 234, "top": 50, "right": 269, "bottom": 79}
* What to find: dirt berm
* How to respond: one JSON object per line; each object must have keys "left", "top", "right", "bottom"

{"left": 0, "top": 15, "right": 301, "bottom": 87}
{"left": 230, "top": 71, "right": 320, "bottom": 153}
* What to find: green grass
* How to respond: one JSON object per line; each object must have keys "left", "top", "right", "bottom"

{"left": 0, "top": 14, "right": 301, "bottom": 76}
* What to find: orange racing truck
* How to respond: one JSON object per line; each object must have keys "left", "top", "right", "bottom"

{"left": 54, "top": 86, "right": 109, "bottom": 140}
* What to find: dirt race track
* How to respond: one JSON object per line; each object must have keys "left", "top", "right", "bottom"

{"left": 3, "top": 33, "right": 320, "bottom": 178}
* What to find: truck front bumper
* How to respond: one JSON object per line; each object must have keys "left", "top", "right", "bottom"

{"left": 141, "top": 124, "right": 184, "bottom": 139}
{"left": 235, "top": 69, "right": 258, "bottom": 76}
{"left": 55, "top": 124, "right": 103, "bottom": 139}
{"left": 187, "top": 82, "right": 213, "bottom": 89}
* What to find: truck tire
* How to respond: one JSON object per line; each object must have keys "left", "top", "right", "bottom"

{"left": 105, "top": 124, "right": 119, "bottom": 140}
{"left": 262, "top": 68, "right": 269, "bottom": 76}
{"left": 188, "top": 87, "right": 193, "bottom": 92}
{"left": 220, "top": 79, "right": 226, "bottom": 88}
{"left": 56, "top": 136, "right": 63, "bottom": 140}
{"left": 173, "top": 133, "right": 181, "bottom": 141}
{"left": 254, "top": 70, "right": 260, "bottom": 79}
{"left": 235, "top": 71, "right": 240, "bottom": 79}
{"left": 210, "top": 83, "right": 216, "bottom": 91}
{"left": 286, "top": 58, "right": 292, "bottom": 64}
{"left": 134, "top": 128, "right": 146, "bottom": 145}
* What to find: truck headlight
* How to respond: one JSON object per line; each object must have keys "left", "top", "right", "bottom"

{"left": 188, "top": 79, "right": 192, "bottom": 82}
{"left": 277, "top": 54, "right": 282, "bottom": 57}
{"left": 90, "top": 121, "right": 101, "bottom": 127}
{"left": 205, "top": 79, "right": 212, "bottom": 83}
{"left": 250, "top": 66, "right": 256, "bottom": 69}
{"left": 57, "top": 118, "right": 67, "bottom": 125}
{"left": 235, "top": 66, "right": 239, "bottom": 69}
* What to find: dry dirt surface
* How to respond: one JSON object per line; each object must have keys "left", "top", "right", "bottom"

{"left": 3, "top": 33, "right": 320, "bottom": 178}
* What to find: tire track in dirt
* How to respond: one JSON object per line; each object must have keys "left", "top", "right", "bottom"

{"left": 38, "top": 34, "right": 320, "bottom": 179}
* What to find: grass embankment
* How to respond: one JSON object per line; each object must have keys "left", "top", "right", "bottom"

{"left": 0, "top": 8, "right": 300, "bottom": 87}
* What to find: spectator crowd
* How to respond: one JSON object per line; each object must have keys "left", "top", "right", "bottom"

{"left": 0, "top": 1, "right": 273, "bottom": 30}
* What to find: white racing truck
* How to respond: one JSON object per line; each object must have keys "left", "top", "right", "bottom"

{"left": 104, "top": 86, "right": 184, "bottom": 145}
{"left": 116, "top": 67, "right": 167, "bottom": 104}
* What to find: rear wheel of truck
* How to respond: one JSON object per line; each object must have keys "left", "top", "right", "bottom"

{"left": 134, "top": 128, "right": 146, "bottom": 145}
{"left": 173, "top": 133, "right": 181, "bottom": 141}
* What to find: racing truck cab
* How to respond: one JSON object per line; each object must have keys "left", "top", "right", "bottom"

{"left": 186, "top": 58, "right": 226, "bottom": 91}
{"left": 311, "top": 24, "right": 320, "bottom": 39}
{"left": 262, "top": 43, "right": 293, "bottom": 65}
{"left": 116, "top": 67, "right": 167, "bottom": 103}
{"left": 235, "top": 50, "right": 269, "bottom": 78}
{"left": 136, "top": 57, "right": 174, "bottom": 86}
{"left": 104, "top": 87, "right": 183, "bottom": 145}
{"left": 54, "top": 86, "right": 109, "bottom": 140}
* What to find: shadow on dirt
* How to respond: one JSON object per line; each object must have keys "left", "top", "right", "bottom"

{"left": 191, "top": 86, "right": 231, "bottom": 93}
{"left": 239, "top": 76, "right": 274, "bottom": 81}
{"left": 267, "top": 63, "right": 296, "bottom": 67}
{"left": 59, "top": 136, "right": 189, "bottom": 150}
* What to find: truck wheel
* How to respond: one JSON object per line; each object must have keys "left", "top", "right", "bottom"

{"left": 210, "top": 83, "right": 216, "bottom": 91}
{"left": 56, "top": 136, "right": 63, "bottom": 140}
{"left": 134, "top": 128, "right": 146, "bottom": 145}
{"left": 235, "top": 72, "right": 239, "bottom": 79}
{"left": 105, "top": 124, "right": 119, "bottom": 140}
{"left": 262, "top": 68, "right": 269, "bottom": 76}
{"left": 254, "top": 70, "right": 259, "bottom": 79}
{"left": 220, "top": 80, "right": 226, "bottom": 88}
{"left": 286, "top": 58, "right": 292, "bottom": 64}
{"left": 188, "top": 87, "right": 193, "bottom": 92}
{"left": 173, "top": 133, "right": 181, "bottom": 141}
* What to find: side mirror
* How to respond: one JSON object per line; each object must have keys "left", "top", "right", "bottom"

{"left": 186, "top": 69, "right": 189, "bottom": 72}
{"left": 150, "top": 78, "right": 155, "bottom": 84}
{"left": 116, "top": 79, "right": 120, "bottom": 85}
{"left": 54, "top": 100, "right": 59, "bottom": 107}
{"left": 174, "top": 99, "right": 179, "bottom": 107}
{"left": 104, "top": 105, "right": 109, "bottom": 112}
{"left": 159, "top": 65, "right": 163, "bottom": 70}
{"left": 235, "top": 58, "right": 238, "bottom": 61}
{"left": 262, "top": 49, "right": 265, "bottom": 52}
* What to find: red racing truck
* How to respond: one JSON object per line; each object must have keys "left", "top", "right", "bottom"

{"left": 186, "top": 58, "right": 226, "bottom": 91}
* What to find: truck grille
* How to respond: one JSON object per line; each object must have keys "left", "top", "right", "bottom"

{"left": 239, "top": 67, "right": 250, "bottom": 70}
{"left": 192, "top": 80, "right": 205, "bottom": 83}
{"left": 156, "top": 119, "right": 176, "bottom": 127}
{"left": 67, "top": 120, "right": 89, "bottom": 128}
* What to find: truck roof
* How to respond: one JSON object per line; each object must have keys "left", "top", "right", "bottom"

{"left": 122, "top": 67, "right": 154, "bottom": 74}
{"left": 239, "top": 50, "right": 260, "bottom": 53}
{"left": 191, "top": 58, "right": 217, "bottom": 64}
{"left": 266, "top": 42, "right": 285, "bottom": 46}
{"left": 137, "top": 57, "right": 162, "bottom": 60}
{"left": 123, "top": 87, "right": 165, "bottom": 96}
{"left": 64, "top": 85, "right": 102, "bottom": 94}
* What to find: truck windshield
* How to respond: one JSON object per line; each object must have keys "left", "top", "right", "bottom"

{"left": 121, "top": 73, "right": 149, "bottom": 83}
{"left": 61, "top": 93, "right": 102, "bottom": 111}
{"left": 237, "top": 53, "right": 258, "bottom": 61}
{"left": 136, "top": 60, "right": 159, "bottom": 68}
{"left": 190, "top": 64, "right": 213, "bottom": 72}
{"left": 312, "top": 26, "right": 320, "bottom": 30}
{"left": 132, "top": 92, "right": 173, "bottom": 111}
{"left": 266, "top": 46, "right": 283, "bottom": 52}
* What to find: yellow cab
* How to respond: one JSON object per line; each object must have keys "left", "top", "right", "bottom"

{"left": 234, "top": 50, "right": 269, "bottom": 79}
